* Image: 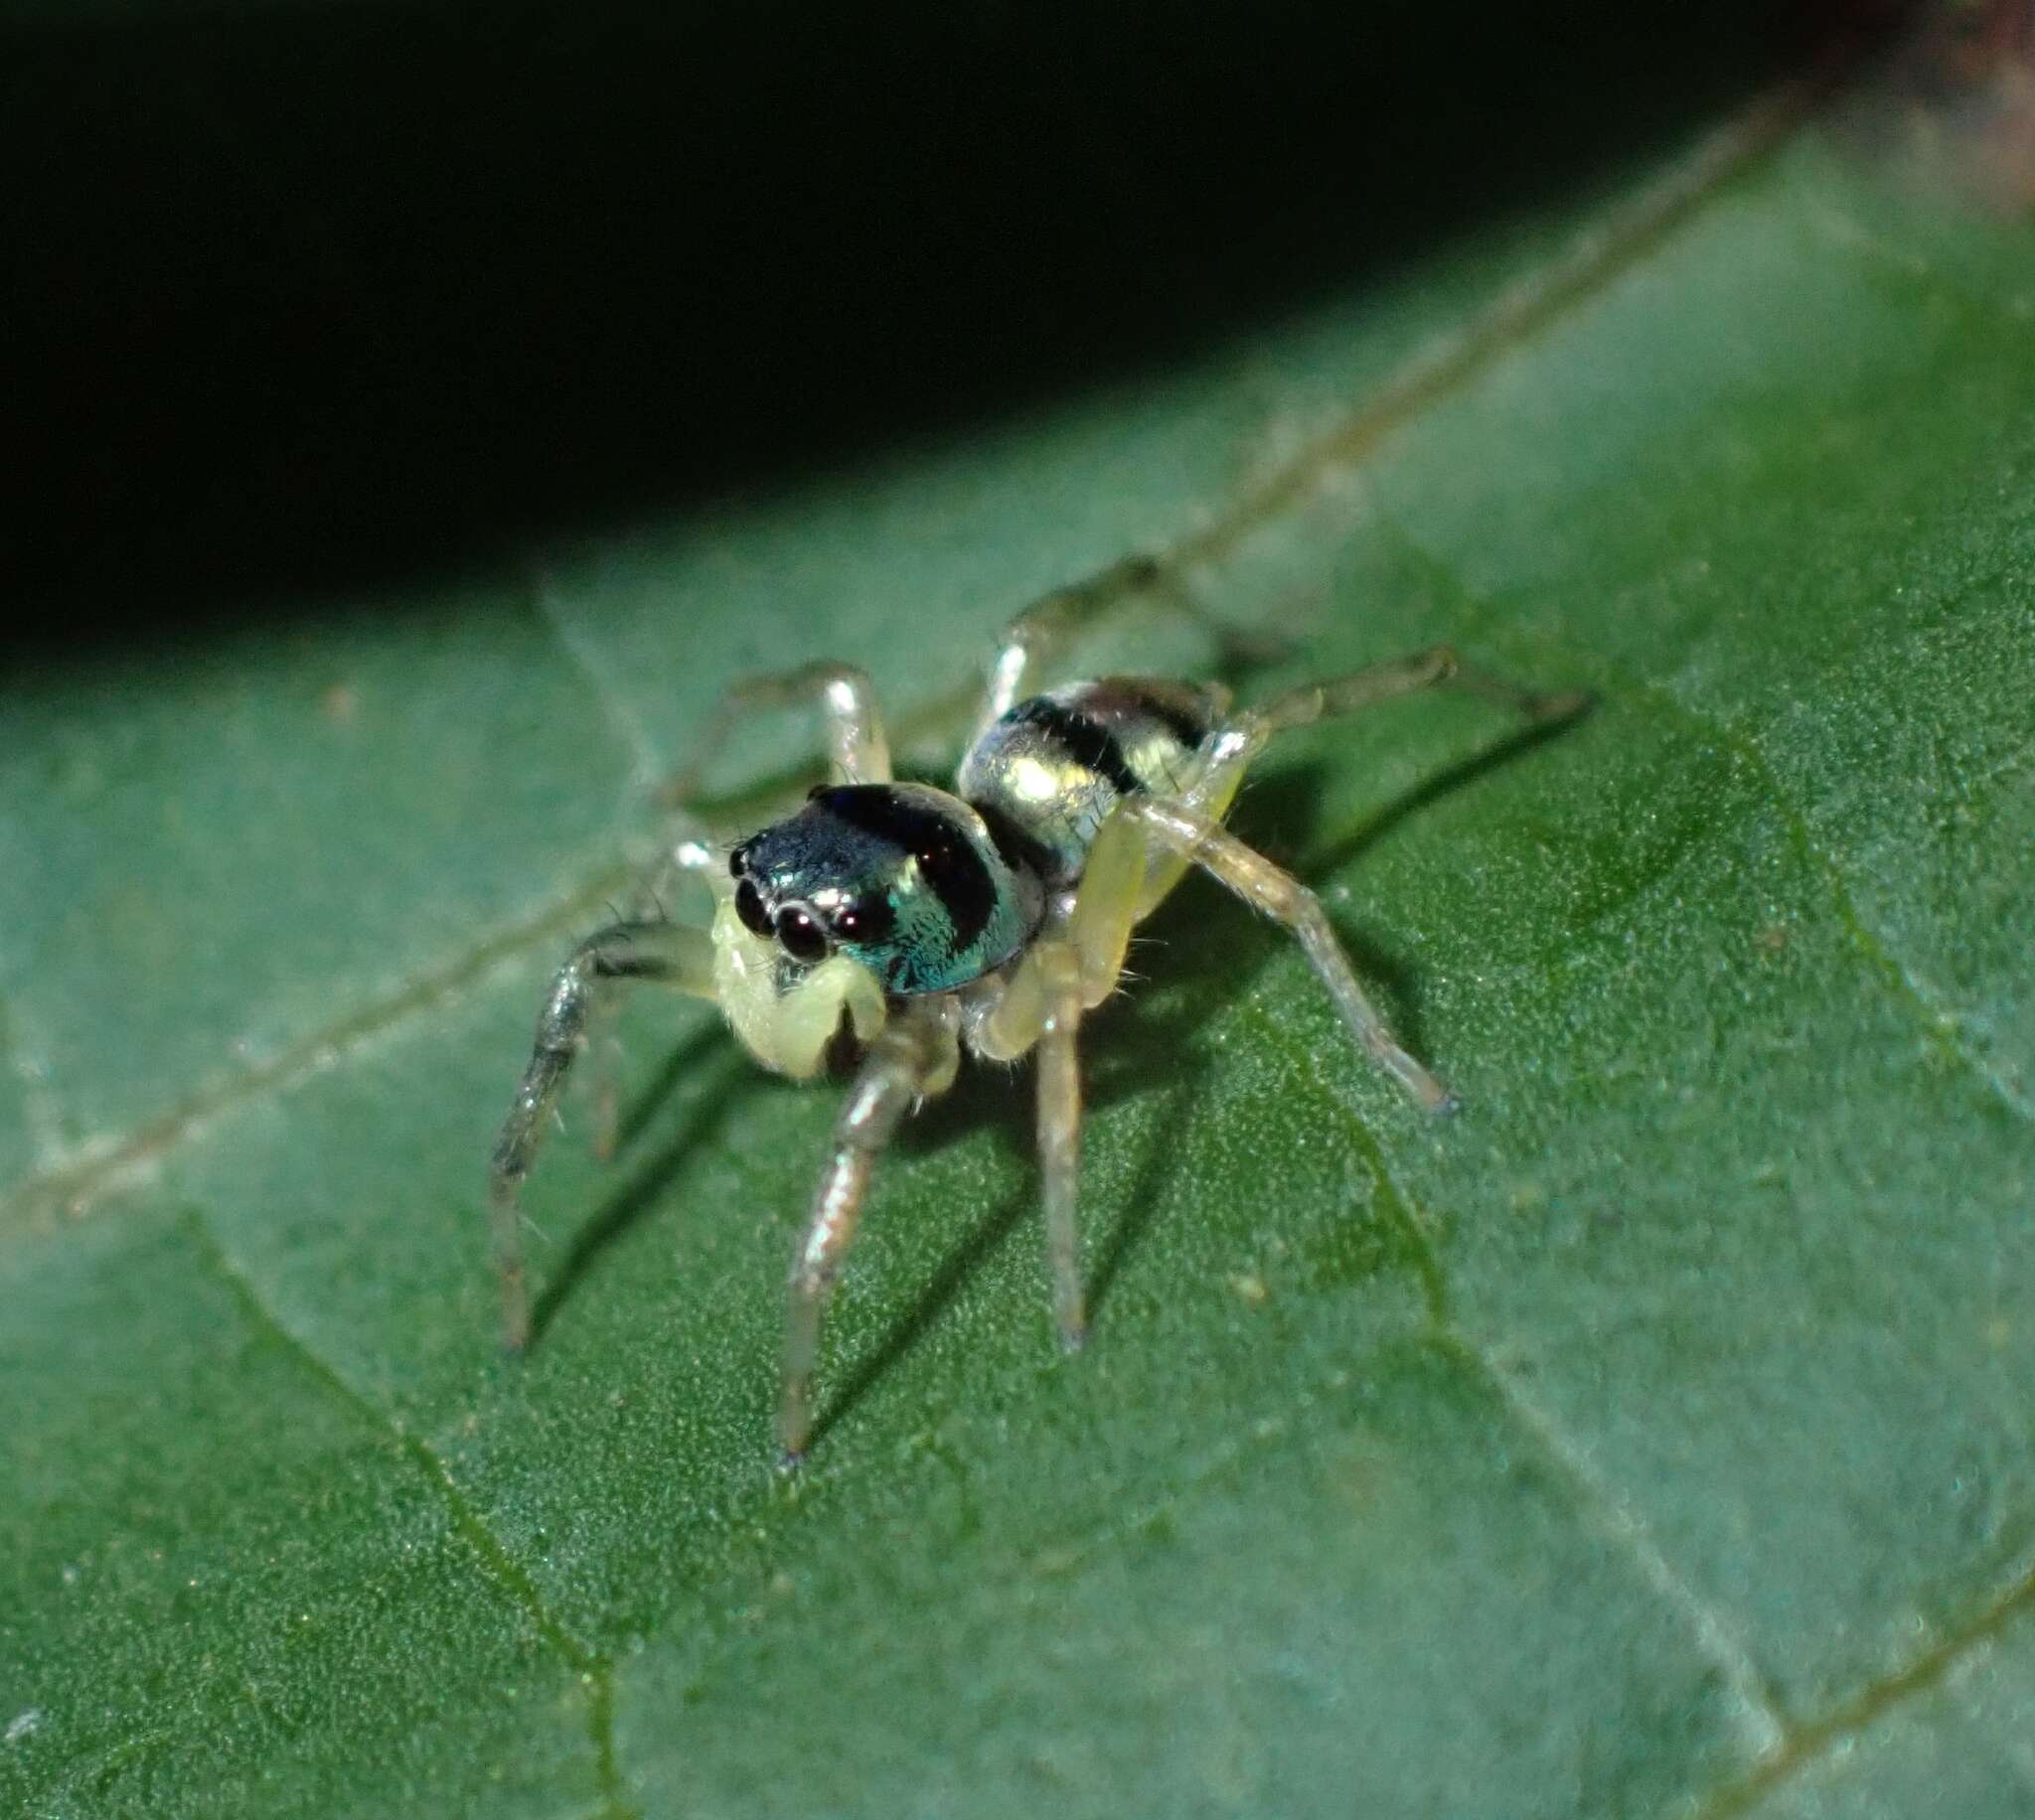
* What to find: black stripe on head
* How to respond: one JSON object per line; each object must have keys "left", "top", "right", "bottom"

{"left": 812, "top": 786, "right": 999, "bottom": 950}
{"left": 1012, "top": 698, "right": 1143, "bottom": 796}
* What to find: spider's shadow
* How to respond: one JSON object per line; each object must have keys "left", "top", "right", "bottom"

{"left": 529, "top": 704, "right": 1587, "bottom": 1427}
{"left": 525, "top": 1021, "right": 747, "bottom": 1349}
{"left": 1299, "top": 706, "right": 1588, "bottom": 884}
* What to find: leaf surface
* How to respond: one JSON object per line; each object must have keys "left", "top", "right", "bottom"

{"left": 5, "top": 61, "right": 2034, "bottom": 1820}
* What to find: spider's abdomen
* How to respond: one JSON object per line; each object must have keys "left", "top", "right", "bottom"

{"left": 958, "top": 678, "right": 1222, "bottom": 888}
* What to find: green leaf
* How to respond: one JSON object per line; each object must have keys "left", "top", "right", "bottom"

{"left": 7, "top": 59, "right": 2034, "bottom": 1820}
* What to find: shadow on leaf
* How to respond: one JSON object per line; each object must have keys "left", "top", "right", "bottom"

{"left": 526, "top": 1024, "right": 752, "bottom": 1349}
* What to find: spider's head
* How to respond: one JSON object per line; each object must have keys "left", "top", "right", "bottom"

{"left": 714, "top": 782, "right": 1038, "bottom": 1078}
{"left": 709, "top": 859, "right": 888, "bottom": 1083}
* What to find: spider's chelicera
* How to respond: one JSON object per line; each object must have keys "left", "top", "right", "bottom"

{"left": 488, "top": 606, "right": 1583, "bottom": 1463}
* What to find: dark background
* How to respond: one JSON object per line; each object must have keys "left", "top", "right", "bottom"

{"left": 5, "top": 1, "right": 1872, "bottom": 637}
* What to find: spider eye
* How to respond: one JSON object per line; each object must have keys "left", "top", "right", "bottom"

{"left": 831, "top": 893, "right": 895, "bottom": 947}
{"left": 733, "top": 877, "right": 773, "bottom": 938}
{"left": 774, "top": 905, "right": 831, "bottom": 964}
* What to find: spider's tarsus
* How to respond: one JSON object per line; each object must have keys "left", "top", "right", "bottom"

{"left": 1430, "top": 1091, "right": 1465, "bottom": 1120}
{"left": 498, "top": 1295, "right": 531, "bottom": 1357}
{"left": 776, "top": 1446, "right": 806, "bottom": 1476}
{"left": 497, "top": 1265, "right": 532, "bottom": 1357}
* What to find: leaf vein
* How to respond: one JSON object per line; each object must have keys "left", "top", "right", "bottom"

{"left": 0, "top": 987, "right": 66, "bottom": 1175}
{"left": 180, "top": 1208, "right": 640, "bottom": 1820}
{"left": 1231, "top": 996, "right": 1449, "bottom": 1322}
{"left": 1163, "top": 76, "right": 1817, "bottom": 582}
{"left": 1435, "top": 1331, "right": 1791, "bottom": 1762}
{"left": 1694, "top": 1547, "right": 2035, "bottom": 1816}
{"left": 0, "top": 862, "right": 636, "bottom": 1240}
{"left": 1232, "top": 1000, "right": 1791, "bottom": 1762}
{"left": 1644, "top": 687, "right": 2031, "bottom": 1126}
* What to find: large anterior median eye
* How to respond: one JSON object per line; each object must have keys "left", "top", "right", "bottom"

{"left": 774, "top": 905, "right": 831, "bottom": 964}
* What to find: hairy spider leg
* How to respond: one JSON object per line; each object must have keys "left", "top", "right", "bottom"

{"left": 489, "top": 920, "right": 718, "bottom": 1352}
{"left": 982, "top": 557, "right": 1167, "bottom": 729}
{"left": 1138, "top": 645, "right": 1589, "bottom": 918}
{"left": 781, "top": 999, "right": 962, "bottom": 1462}
{"left": 1126, "top": 796, "right": 1456, "bottom": 1112}
{"left": 1179, "top": 645, "right": 1586, "bottom": 824}
{"left": 955, "top": 812, "right": 1147, "bottom": 1351}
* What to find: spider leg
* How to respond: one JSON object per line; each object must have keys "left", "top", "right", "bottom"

{"left": 980, "top": 546, "right": 1268, "bottom": 729}
{"left": 1022, "top": 822, "right": 1175, "bottom": 1347}
{"left": 489, "top": 920, "right": 717, "bottom": 1352}
{"left": 1034, "top": 938, "right": 1088, "bottom": 1350}
{"left": 781, "top": 1000, "right": 959, "bottom": 1463}
{"left": 982, "top": 557, "right": 1161, "bottom": 726}
{"left": 1067, "top": 803, "right": 1150, "bottom": 1007}
{"left": 1180, "top": 644, "right": 1589, "bottom": 825}
{"left": 664, "top": 661, "right": 892, "bottom": 806}
{"left": 1122, "top": 796, "right": 1458, "bottom": 1114}
{"left": 966, "top": 849, "right": 1145, "bottom": 1347}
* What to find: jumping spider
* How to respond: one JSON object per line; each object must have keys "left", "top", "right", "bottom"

{"left": 488, "top": 598, "right": 1582, "bottom": 1462}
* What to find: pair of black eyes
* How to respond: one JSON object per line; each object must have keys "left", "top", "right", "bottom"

{"left": 733, "top": 876, "right": 892, "bottom": 963}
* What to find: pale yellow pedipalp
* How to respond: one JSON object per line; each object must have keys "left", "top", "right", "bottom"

{"left": 710, "top": 896, "right": 887, "bottom": 1080}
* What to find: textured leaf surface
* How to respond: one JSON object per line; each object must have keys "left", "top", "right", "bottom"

{"left": 6, "top": 61, "right": 2035, "bottom": 1820}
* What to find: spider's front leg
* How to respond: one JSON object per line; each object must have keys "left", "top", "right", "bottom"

{"left": 488, "top": 919, "right": 717, "bottom": 1352}
{"left": 781, "top": 998, "right": 960, "bottom": 1464}
{"left": 1032, "top": 939, "right": 1088, "bottom": 1351}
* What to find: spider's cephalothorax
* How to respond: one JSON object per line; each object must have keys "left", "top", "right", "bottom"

{"left": 488, "top": 622, "right": 1584, "bottom": 1461}
{"left": 730, "top": 782, "right": 1042, "bottom": 995}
